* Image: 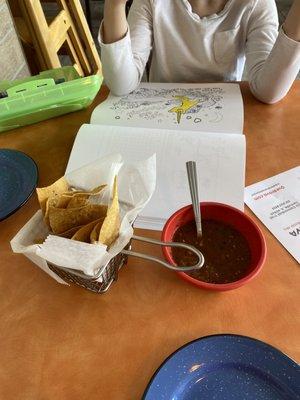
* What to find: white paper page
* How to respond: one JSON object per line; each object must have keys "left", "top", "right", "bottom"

{"left": 245, "top": 166, "right": 300, "bottom": 263}
{"left": 67, "top": 124, "right": 245, "bottom": 230}
{"left": 91, "top": 83, "right": 244, "bottom": 134}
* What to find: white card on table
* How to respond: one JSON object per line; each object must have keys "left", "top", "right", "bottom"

{"left": 245, "top": 166, "right": 300, "bottom": 263}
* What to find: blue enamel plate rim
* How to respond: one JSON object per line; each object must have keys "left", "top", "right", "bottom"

{"left": 0, "top": 148, "right": 39, "bottom": 222}
{"left": 142, "top": 333, "right": 300, "bottom": 399}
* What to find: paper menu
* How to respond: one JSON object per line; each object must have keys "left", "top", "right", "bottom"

{"left": 245, "top": 166, "right": 300, "bottom": 263}
{"left": 66, "top": 124, "right": 246, "bottom": 230}
{"left": 91, "top": 83, "right": 244, "bottom": 135}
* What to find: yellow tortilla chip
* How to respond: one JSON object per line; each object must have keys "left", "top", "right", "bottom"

{"left": 44, "top": 194, "right": 72, "bottom": 226}
{"left": 65, "top": 185, "right": 107, "bottom": 208}
{"left": 90, "top": 220, "right": 104, "bottom": 244}
{"left": 57, "top": 225, "right": 83, "bottom": 239}
{"left": 66, "top": 195, "right": 89, "bottom": 209}
{"left": 36, "top": 177, "right": 69, "bottom": 215}
{"left": 72, "top": 218, "right": 104, "bottom": 243}
{"left": 98, "top": 177, "right": 120, "bottom": 247}
{"left": 90, "top": 185, "right": 107, "bottom": 195}
{"left": 48, "top": 204, "right": 108, "bottom": 234}
{"left": 63, "top": 185, "right": 106, "bottom": 198}
{"left": 55, "top": 194, "right": 73, "bottom": 208}
{"left": 67, "top": 185, "right": 106, "bottom": 208}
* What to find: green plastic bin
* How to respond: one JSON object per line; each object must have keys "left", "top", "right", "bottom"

{"left": 0, "top": 67, "right": 102, "bottom": 133}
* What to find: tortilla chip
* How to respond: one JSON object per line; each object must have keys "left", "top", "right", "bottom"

{"left": 48, "top": 204, "right": 108, "bottom": 234}
{"left": 90, "top": 221, "right": 104, "bottom": 244}
{"left": 57, "top": 225, "right": 83, "bottom": 239}
{"left": 44, "top": 194, "right": 72, "bottom": 226}
{"left": 36, "top": 177, "right": 69, "bottom": 215}
{"left": 63, "top": 185, "right": 106, "bottom": 198}
{"left": 72, "top": 218, "right": 104, "bottom": 243}
{"left": 90, "top": 185, "right": 107, "bottom": 195}
{"left": 66, "top": 185, "right": 107, "bottom": 209}
{"left": 55, "top": 194, "right": 73, "bottom": 208}
{"left": 98, "top": 177, "right": 120, "bottom": 247}
{"left": 66, "top": 195, "right": 89, "bottom": 209}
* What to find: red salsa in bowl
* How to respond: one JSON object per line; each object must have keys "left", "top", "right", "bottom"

{"left": 162, "top": 202, "right": 267, "bottom": 291}
{"left": 172, "top": 219, "right": 251, "bottom": 284}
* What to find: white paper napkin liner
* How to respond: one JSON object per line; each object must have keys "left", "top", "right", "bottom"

{"left": 10, "top": 211, "right": 67, "bottom": 284}
{"left": 37, "top": 235, "right": 108, "bottom": 276}
{"left": 66, "top": 153, "right": 123, "bottom": 191}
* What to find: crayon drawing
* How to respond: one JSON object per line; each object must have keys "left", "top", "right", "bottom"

{"left": 168, "top": 96, "right": 200, "bottom": 123}
{"left": 91, "top": 83, "right": 244, "bottom": 134}
{"left": 108, "top": 87, "right": 225, "bottom": 126}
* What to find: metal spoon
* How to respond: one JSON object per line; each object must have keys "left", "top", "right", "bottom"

{"left": 186, "top": 161, "right": 202, "bottom": 238}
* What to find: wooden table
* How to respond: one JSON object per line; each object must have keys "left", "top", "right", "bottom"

{"left": 0, "top": 83, "right": 299, "bottom": 400}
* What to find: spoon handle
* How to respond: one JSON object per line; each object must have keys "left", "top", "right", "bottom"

{"left": 186, "top": 161, "right": 202, "bottom": 238}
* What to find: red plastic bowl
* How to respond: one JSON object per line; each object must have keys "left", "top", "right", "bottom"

{"left": 161, "top": 202, "right": 267, "bottom": 291}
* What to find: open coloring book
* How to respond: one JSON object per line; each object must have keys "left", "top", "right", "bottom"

{"left": 67, "top": 83, "right": 246, "bottom": 230}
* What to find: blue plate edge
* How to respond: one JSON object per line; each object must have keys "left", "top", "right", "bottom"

{"left": 0, "top": 149, "right": 39, "bottom": 222}
{"left": 141, "top": 333, "right": 300, "bottom": 399}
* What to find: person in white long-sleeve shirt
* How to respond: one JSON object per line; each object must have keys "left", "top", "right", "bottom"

{"left": 99, "top": 0, "right": 300, "bottom": 103}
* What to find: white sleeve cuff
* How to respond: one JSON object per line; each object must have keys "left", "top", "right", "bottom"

{"left": 279, "top": 26, "right": 300, "bottom": 49}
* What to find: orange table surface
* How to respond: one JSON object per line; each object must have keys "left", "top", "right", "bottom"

{"left": 0, "top": 82, "right": 299, "bottom": 400}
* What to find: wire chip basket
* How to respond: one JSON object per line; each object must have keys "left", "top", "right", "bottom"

{"left": 47, "top": 236, "right": 205, "bottom": 294}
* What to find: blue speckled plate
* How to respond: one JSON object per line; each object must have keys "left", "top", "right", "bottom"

{"left": 0, "top": 149, "right": 38, "bottom": 221}
{"left": 143, "top": 335, "right": 300, "bottom": 400}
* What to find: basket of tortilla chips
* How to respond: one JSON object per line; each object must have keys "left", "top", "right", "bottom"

{"left": 10, "top": 155, "right": 156, "bottom": 293}
{"left": 11, "top": 155, "right": 204, "bottom": 293}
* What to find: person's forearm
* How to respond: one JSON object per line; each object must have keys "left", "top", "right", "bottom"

{"left": 103, "top": 1, "right": 128, "bottom": 44}
{"left": 283, "top": 1, "right": 300, "bottom": 41}
{"left": 100, "top": 0, "right": 153, "bottom": 96}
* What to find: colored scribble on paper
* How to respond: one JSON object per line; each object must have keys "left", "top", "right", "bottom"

{"left": 109, "top": 87, "right": 225, "bottom": 125}
{"left": 168, "top": 96, "right": 200, "bottom": 124}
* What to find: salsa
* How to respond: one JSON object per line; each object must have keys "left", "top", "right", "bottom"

{"left": 172, "top": 219, "right": 251, "bottom": 284}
